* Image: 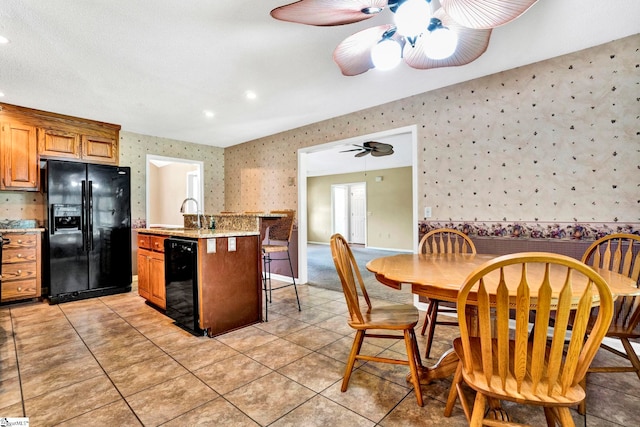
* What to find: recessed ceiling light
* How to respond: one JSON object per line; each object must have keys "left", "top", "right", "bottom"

{"left": 245, "top": 90, "right": 257, "bottom": 100}
{"left": 0, "top": 92, "right": 4, "bottom": 97}
{"left": 203, "top": 110, "right": 215, "bottom": 118}
{"left": 0, "top": 36, "right": 9, "bottom": 44}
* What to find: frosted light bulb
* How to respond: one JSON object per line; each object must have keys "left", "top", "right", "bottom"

{"left": 371, "top": 38, "right": 402, "bottom": 70}
{"left": 423, "top": 27, "right": 458, "bottom": 60}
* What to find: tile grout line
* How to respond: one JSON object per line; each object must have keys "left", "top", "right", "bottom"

{"left": 9, "top": 307, "right": 28, "bottom": 418}
{"left": 54, "top": 298, "right": 146, "bottom": 426}
{"left": 102, "top": 296, "right": 267, "bottom": 425}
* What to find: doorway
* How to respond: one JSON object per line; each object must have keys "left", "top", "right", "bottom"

{"left": 145, "top": 155, "right": 204, "bottom": 227}
{"left": 332, "top": 182, "right": 366, "bottom": 244}
{"left": 298, "top": 125, "right": 419, "bottom": 284}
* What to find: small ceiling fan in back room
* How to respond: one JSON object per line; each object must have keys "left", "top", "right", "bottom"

{"left": 340, "top": 141, "right": 394, "bottom": 157}
{"left": 271, "top": 0, "right": 539, "bottom": 76}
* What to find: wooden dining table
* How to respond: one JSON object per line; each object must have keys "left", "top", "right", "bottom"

{"left": 366, "top": 252, "right": 640, "bottom": 384}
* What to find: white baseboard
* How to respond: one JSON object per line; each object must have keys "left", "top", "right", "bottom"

{"left": 413, "top": 294, "right": 429, "bottom": 311}
{"left": 265, "top": 272, "right": 302, "bottom": 284}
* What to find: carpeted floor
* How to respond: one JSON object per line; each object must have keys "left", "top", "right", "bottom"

{"left": 306, "top": 243, "right": 414, "bottom": 304}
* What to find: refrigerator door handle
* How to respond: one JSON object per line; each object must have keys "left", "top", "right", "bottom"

{"left": 88, "top": 180, "right": 94, "bottom": 251}
{"left": 81, "top": 180, "right": 88, "bottom": 251}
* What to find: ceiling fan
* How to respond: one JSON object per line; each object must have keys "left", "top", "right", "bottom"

{"left": 340, "top": 141, "right": 394, "bottom": 157}
{"left": 271, "top": 0, "right": 538, "bottom": 76}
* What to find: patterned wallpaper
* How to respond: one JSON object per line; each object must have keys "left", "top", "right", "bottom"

{"left": 225, "top": 34, "right": 639, "bottom": 226}
{"left": 1, "top": 35, "right": 637, "bottom": 230}
{"left": 0, "top": 192, "right": 44, "bottom": 223}
{"left": 119, "top": 131, "right": 225, "bottom": 227}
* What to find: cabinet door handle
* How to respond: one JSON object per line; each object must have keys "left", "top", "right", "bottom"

{"left": 17, "top": 270, "right": 22, "bottom": 274}
{"left": 17, "top": 287, "right": 22, "bottom": 292}
{"left": 17, "top": 239, "right": 23, "bottom": 244}
{"left": 17, "top": 254, "right": 22, "bottom": 258}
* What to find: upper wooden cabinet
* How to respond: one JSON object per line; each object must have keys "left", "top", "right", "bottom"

{"left": 0, "top": 102, "right": 121, "bottom": 176}
{"left": 82, "top": 134, "right": 117, "bottom": 164}
{"left": 1, "top": 120, "right": 39, "bottom": 190}
{"left": 38, "top": 128, "right": 81, "bottom": 160}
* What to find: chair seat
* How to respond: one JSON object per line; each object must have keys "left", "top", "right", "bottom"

{"left": 349, "top": 304, "right": 419, "bottom": 330}
{"left": 605, "top": 324, "right": 640, "bottom": 338}
{"left": 262, "top": 244, "right": 288, "bottom": 253}
{"left": 454, "top": 337, "right": 586, "bottom": 406}
{"left": 587, "top": 311, "right": 640, "bottom": 338}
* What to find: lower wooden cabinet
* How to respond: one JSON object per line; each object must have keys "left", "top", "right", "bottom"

{"left": 1, "top": 231, "right": 42, "bottom": 302}
{"left": 137, "top": 234, "right": 167, "bottom": 308}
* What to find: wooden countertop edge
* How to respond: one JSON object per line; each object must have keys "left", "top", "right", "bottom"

{"left": 0, "top": 228, "right": 45, "bottom": 233}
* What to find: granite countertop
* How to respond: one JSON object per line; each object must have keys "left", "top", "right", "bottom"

{"left": 137, "top": 228, "right": 260, "bottom": 239}
{"left": 0, "top": 219, "right": 43, "bottom": 233}
{"left": 215, "top": 213, "right": 284, "bottom": 218}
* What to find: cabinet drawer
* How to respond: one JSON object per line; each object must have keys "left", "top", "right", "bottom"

{"left": 150, "top": 236, "right": 166, "bottom": 252}
{"left": 1, "top": 262, "right": 37, "bottom": 281}
{"left": 2, "top": 233, "right": 38, "bottom": 249}
{"left": 1, "top": 279, "right": 38, "bottom": 300}
{"left": 2, "top": 248, "right": 37, "bottom": 263}
{"left": 138, "top": 234, "right": 151, "bottom": 250}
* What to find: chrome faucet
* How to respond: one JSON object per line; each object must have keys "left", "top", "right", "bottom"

{"left": 180, "top": 198, "right": 201, "bottom": 228}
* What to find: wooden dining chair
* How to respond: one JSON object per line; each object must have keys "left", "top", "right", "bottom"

{"left": 444, "top": 252, "right": 614, "bottom": 426}
{"left": 419, "top": 228, "right": 477, "bottom": 358}
{"left": 577, "top": 233, "right": 640, "bottom": 414}
{"left": 261, "top": 210, "right": 300, "bottom": 321}
{"left": 330, "top": 233, "right": 424, "bottom": 406}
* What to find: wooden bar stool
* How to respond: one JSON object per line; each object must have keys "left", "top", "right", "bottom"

{"left": 262, "top": 209, "right": 300, "bottom": 321}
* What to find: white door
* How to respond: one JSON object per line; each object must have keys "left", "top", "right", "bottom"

{"left": 349, "top": 183, "right": 366, "bottom": 244}
{"left": 332, "top": 185, "right": 348, "bottom": 237}
{"left": 331, "top": 183, "right": 366, "bottom": 244}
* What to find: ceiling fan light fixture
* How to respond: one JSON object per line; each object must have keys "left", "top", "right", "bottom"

{"left": 394, "top": 0, "right": 431, "bottom": 38}
{"left": 272, "top": 0, "right": 538, "bottom": 75}
{"left": 423, "top": 25, "right": 458, "bottom": 59}
{"left": 371, "top": 38, "right": 402, "bottom": 70}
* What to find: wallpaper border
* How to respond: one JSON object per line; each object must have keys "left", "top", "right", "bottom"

{"left": 419, "top": 220, "right": 640, "bottom": 241}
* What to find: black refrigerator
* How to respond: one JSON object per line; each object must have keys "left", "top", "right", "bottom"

{"left": 44, "top": 159, "right": 132, "bottom": 304}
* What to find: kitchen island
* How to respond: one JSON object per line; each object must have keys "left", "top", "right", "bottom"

{"left": 136, "top": 227, "right": 262, "bottom": 337}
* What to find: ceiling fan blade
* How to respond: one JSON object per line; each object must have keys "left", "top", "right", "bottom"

{"left": 339, "top": 148, "right": 364, "bottom": 152}
{"left": 271, "top": 0, "right": 387, "bottom": 26}
{"left": 403, "top": 8, "right": 491, "bottom": 70}
{"left": 333, "top": 24, "right": 397, "bottom": 76}
{"left": 441, "top": 0, "right": 539, "bottom": 30}
{"left": 371, "top": 148, "right": 394, "bottom": 157}
{"left": 365, "top": 141, "right": 393, "bottom": 152}
{"left": 355, "top": 151, "right": 370, "bottom": 157}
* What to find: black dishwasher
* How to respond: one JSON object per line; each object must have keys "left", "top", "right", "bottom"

{"left": 164, "top": 238, "right": 203, "bottom": 336}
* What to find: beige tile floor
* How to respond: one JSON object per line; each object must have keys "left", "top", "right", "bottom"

{"left": 0, "top": 281, "right": 638, "bottom": 426}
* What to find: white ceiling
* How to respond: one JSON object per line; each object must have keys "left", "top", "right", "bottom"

{"left": 306, "top": 132, "right": 413, "bottom": 176}
{"left": 0, "top": 1, "right": 638, "bottom": 149}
